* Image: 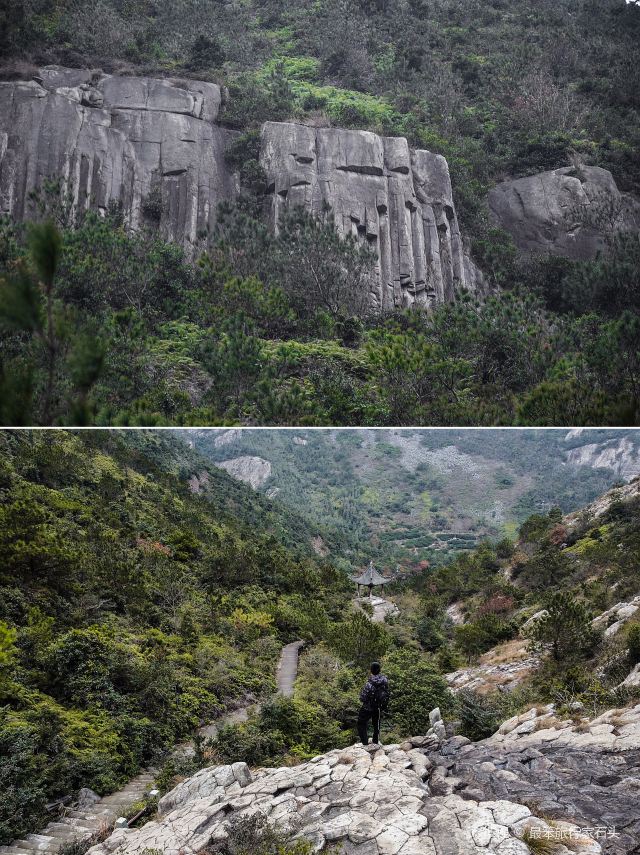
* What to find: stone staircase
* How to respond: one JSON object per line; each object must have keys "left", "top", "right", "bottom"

{"left": 0, "top": 772, "right": 156, "bottom": 855}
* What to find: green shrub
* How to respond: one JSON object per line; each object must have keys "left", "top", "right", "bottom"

{"left": 627, "top": 624, "right": 640, "bottom": 666}
{"left": 383, "top": 648, "right": 454, "bottom": 739}
{"left": 207, "top": 813, "right": 312, "bottom": 855}
{"left": 457, "top": 690, "right": 501, "bottom": 741}
{"left": 525, "top": 592, "right": 597, "bottom": 663}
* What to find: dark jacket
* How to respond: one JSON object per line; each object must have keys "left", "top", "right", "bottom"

{"left": 359, "top": 673, "right": 389, "bottom": 711}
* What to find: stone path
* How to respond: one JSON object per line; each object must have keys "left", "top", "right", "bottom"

{"left": 276, "top": 640, "right": 304, "bottom": 696}
{"left": 197, "top": 640, "right": 303, "bottom": 744}
{"left": 2, "top": 642, "right": 304, "bottom": 855}
{"left": 0, "top": 772, "right": 155, "bottom": 855}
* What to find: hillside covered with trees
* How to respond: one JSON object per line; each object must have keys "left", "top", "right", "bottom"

{"left": 188, "top": 428, "right": 639, "bottom": 570}
{"left": 2, "top": 430, "right": 640, "bottom": 846}
{"left": 0, "top": 1, "right": 639, "bottom": 426}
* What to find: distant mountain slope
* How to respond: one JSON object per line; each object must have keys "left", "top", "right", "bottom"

{"left": 185, "top": 429, "right": 640, "bottom": 570}
{"left": 115, "top": 430, "right": 351, "bottom": 562}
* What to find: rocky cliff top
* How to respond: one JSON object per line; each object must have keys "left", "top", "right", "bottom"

{"left": 86, "top": 703, "right": 640, "bottom": 855}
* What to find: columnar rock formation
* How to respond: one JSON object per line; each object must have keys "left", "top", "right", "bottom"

{"left": 489, "top": 165, "right": 640, "bottom": 260}
{"left": 83, "top": 703, "right": 640, "bottom": 855}
{"left": 0, "top": 66, "right": 483, "bottom": 312}
{"left": 0, "top": 67, "right": 237, "bottom": 247}
{"left": 260, "top": 123, "right": 483, "bottom": 310}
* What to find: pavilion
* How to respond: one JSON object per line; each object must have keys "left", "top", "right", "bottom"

{"left": 352, "top": 560, "right": 387, "bottom": 598}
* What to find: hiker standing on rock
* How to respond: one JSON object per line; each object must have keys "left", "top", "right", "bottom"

{"left": 358, "top": 661, "right": 389, "bottom": 745}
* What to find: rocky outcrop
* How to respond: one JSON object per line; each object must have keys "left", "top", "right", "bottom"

{"left": 488, "top": 165, "right": 640, "bottom": 260}
{"left": 564, "top": 476, "right": 640, "bottom": 533}
{"left": 428, "top": 703, "right": 640, "bottom": 854}
{"left": 213, "top": 429, "right": 244, "bottom": 448}
{"left": 355, "top": 595, "right": 400, "bottom": 623}
{"left": 620, "top": 663, "right": 640, "bottom": 688}
{"left": 215, "top": 456, "right": 272, "bottom": 489}
{"left": 85, "top": 740, "right": 597, "bottom": 855}
{"left": 445, "top": 656, "right": 540, "bottom": 696}
{"left": 591, "top": 595, "right": 640, "bottom": 638}
{"left": 84, "top": 704, "right": 640, "bottom": 855}
{"left": 0, "top": 66, "right": 483, "bottom": 313}
{"left": 261, "top": 123, "right": 484, "bottom": 310}
{"left": 0, "top": 67, "right": 237, "bottom": 247}
{"left": 565, "top": 435, "right": 640, "bottom": 482}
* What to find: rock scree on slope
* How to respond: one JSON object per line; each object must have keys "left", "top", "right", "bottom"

{"left": 84, "top": 703, "right": 640, "bottom": 855}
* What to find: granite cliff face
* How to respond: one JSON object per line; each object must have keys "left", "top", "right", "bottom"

{"left": 0, "top": 66, "right": 482, "bottom": 311}
{"left": 4, "top": 67, "right": 639, "bottom": 311}
{"left": 564, "top": 435, "right": 640, "bottom": 482}
{"left": 0, "top": 66, "right": 237, "bottom": 247}
{"left": 261, "top": 122, "right": 483, "bottom": 310}
{"left": 489, "top": 166, "right": 640, "bottom": 260}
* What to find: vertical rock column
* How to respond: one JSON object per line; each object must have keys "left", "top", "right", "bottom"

{"left": 260, "top": 121, "right": 483, "bottom": 312}
{"left": 0, "top": 68, "right": 238, "bottom": 250}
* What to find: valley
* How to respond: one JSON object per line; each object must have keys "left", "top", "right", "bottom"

{"left": 186, "top": 428, "right": 640, "bottom": 569}
{"left": 1, "top": 428, "right": 639, "bottom": 854}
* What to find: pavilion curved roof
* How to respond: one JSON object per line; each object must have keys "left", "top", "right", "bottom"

{"left": 352, "top": 561, "right": 387, "bottom": 586}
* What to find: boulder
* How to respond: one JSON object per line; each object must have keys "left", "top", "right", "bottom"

{"left": 76, "top": 787, "right": 101, "bottom": 809}
{"left": 488, "top": 165, "right": 640, "bottom": 260}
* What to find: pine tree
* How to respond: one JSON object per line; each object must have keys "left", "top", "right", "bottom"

{"left": 525, "top": 591, "right": 596, "bottom": 662}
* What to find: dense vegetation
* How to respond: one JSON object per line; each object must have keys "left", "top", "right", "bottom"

{"left": 1, "top": 208, "right": 639, "bottom": 426}
{"left": 0, "top": 430, "right": 346, "bottom": 842}
{"left": 1, "top": 0, "right": 640, "bottom": 426}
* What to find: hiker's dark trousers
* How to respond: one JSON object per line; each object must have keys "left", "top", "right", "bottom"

{"left": 358, "top": 705, "right": 380, "bottom": 744}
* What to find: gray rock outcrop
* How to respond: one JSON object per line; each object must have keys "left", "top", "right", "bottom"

{"left": 85, "top": 730, "right": 612, "bottom": 855}
{"left": 0, "top": 66, "right": 484, "bottom": 313}
{"left": 565, "top": 435, "right": 640, "bottom": 482}
{"left": 445, "top": 655, "right": 540, "bottom": 695}
{"left": 215, "top": 456, "right": 272, "bottom": 489}
{"left": 85, "top": 703, "right": 640, "bottom": 855}
{"left": 261, "top": 122, "right": 484, "bottom": 310}
{"left": 565, "top": 476, "right": 640, "bottom": 533}
{"left": 488, "top": 165, "right": 640, "bottom": 260}
{"left": 0, "top": 67, "right": 237, "bottom": 247}
{"left": 434, "top": 703, "right": 640, "bottom": 854}
{"left": 591, "top": 595, "right": 640, "bottom": 638}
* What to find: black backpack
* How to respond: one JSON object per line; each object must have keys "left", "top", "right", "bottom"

{"left": 370, "top": 679, "right": 390, "bottom": 710}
